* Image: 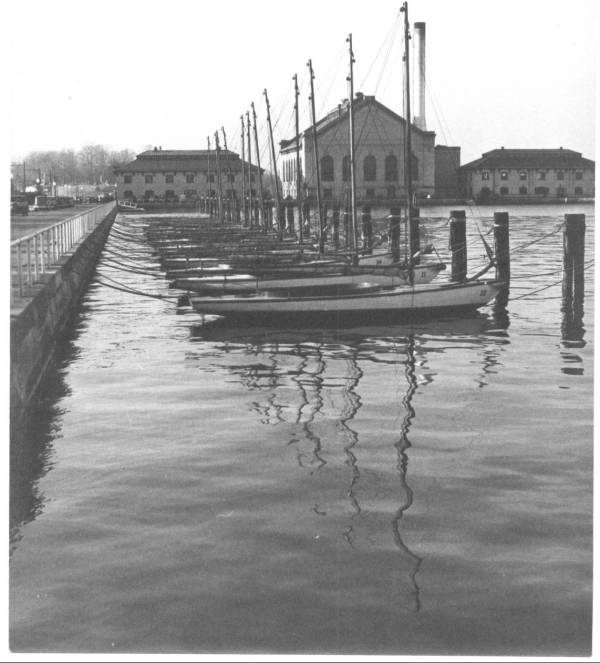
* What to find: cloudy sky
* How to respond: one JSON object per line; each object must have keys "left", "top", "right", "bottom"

{"left": 7, "top": 0, "right": 597, "bottom": 164}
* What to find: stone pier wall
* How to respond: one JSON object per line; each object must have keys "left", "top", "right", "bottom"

{"left": 10, "top": 207, "right": 118, "bottom": 421}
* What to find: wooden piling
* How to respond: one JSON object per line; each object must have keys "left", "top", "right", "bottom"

{"left": 332, "top": 204, "right": 340, "bottom": 248}
{"left": 409, "top": 206, "right": 420, "bottom": 264}
{"left": 361, "top": 205, "right": 373, "bottom": 253}
{"left": 493, "top": 212, "right": 510, "bottom": 283}
{"left": 561, "top": 214, "right": 586, "bottom": 345}
{"left": 343, "top": 203, "right": 351, "bottom": 249}
{"left": 389, "top": 207, "right": 401, "bottom": 263}
{"left": 286, "top": 202, "right": 295, "bottom": 234}
{"left": 562, "top": 214, "right": 586, "bottom": 312}
{"left": 449, "top": 210, "right": 467, "bottom": 281}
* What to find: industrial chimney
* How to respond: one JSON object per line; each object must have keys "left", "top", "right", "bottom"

{"left": 413, "top": 22, "right": 427, "bottom": 131}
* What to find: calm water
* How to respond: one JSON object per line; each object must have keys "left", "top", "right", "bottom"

{"left": 10, "top": 203, "right": 594, "bottom": 655}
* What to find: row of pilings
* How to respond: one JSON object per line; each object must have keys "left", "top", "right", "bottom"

{"left": 447, "top": 210, "right": 586, "bottom": 344}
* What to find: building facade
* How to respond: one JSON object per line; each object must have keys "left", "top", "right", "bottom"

{"left": 113, "top": 148, "right": 264, "bottom": 203}
{"left": 279, "top": 94, "right": 436, "bottom": 206}
{"left": 460, "top": 148, "right": 595, "bottom": 202}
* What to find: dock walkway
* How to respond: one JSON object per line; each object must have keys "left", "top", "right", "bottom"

{"left": 11, "top": 203, "right": 102, "bottom": 241}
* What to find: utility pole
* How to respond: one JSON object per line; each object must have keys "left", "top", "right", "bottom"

{"left": 307, "top": 59, "right": 324, "bottom": 254}
{"left": 251, "top": 102, "right": 265, "bottom": 231}
{"left": 293, "top": 73, "right": 303, "bottom": 250}
{"left": 264, "top": 88, "right": 283, "bottom": 240}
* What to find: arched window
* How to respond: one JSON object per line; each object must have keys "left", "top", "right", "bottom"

{"left": 384, "top": 155, "right": 398, "bottom": 182}
{"left": 342, "top": 155, "right": 351, "bottom": 182}
{"left": 321, "top": 155, "right": 334, "bottom": 182}
{"left": 363, "top": 155, "right": 376, "bottom": 181}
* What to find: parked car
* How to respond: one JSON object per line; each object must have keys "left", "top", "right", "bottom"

{"left": 11, "top": 195, "right": 29, "bottom": 215}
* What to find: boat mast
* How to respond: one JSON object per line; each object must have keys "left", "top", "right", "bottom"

{"left": 251, "top": 102, "right": 265, "bottom": 232}
{"left": 264, "top": 88, "right": 283, "bottom": 240}
{"left": 240, "top": 115, "right": 247, "bottom": 225}
{"left": 214, "top": 131, "right": 224, "bottom": 223}
{"left": 307, "top": 59, "right": 324, "bottom": 255}
{"left": 246, "top": 110, "right": 253, "bottom": 228}
{"left": 221, "top": 126, "right": 232, "bottom": 218}
{"left": 206, "top": 135, "right": 212, "bottom": 217}
{"left": 401, "top": 1, "right": 417, "bottom": 280}
{"left": 293, "top": 73, "right": 303, "bottom": 249}
{"left": 346, "top": 34, "right": 358, "bottom": 263}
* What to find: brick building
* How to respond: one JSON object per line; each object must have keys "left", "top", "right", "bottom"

{"left": 460, "top": 148, "right": 595, "bottom": 203}
{"left": 279, "top": 93, "right": 436, "bottom": 206}
{"left": 113, "top": 148, "right": 263, "bottom": 203}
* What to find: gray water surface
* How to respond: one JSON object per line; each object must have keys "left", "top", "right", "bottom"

{"left": 10, "top": 204, "right": 594, "bottom": 655}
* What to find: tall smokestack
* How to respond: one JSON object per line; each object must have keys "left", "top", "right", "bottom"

{"left": 413, "top": 21, "right": 426, "bottom": 131}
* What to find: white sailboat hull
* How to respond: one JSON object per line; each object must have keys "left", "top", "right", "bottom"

{"left": 190, "top": 279, "right": 502, "bottom": 318}
{"left": 173, "top": 261, "right": 445, "bottom": 292}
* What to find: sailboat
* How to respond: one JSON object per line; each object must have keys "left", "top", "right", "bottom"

{"left": 190, "top": 2, "right": 501, "bottom": 321}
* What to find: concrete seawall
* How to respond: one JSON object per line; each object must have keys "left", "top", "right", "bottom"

{"left": 10, "top": 207, "right": 118, "bottom": 421}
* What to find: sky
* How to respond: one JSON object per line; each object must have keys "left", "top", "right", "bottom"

{"left": 6, "top": 0, "right": 598, "bottom": 166}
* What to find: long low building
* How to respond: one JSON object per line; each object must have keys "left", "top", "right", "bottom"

{"left": 113, "top": 148, "right": 264, "bottom": 203}
{"left": 460, "top": 148, "right": 595, "bottom": 203}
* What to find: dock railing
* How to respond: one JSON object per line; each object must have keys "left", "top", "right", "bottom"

{"left": 11, "top": 201, "right": 116, "bottom": 300}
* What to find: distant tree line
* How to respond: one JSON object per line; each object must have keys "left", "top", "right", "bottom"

{"left": 11, "top": 145, "right": 137, "bottom": 190}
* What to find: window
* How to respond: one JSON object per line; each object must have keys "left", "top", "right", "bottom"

{"left": 575, "top": 171, "right": 583, "bottom": 180}
{"left": 342, "top": 155, "right": 350, "bottom": 182}
{"left": 538, "top": 171, "right": 546, "bottom": 180}
{"left": 482, "top": 171, "right": 490, "bottom": 181}
{"left": 365, "top": 188, "right": 375, "bottom": 199}
{"left": 384, "top": 155, "right": 398, "bottom": 182}
{"left": 500, "top": 171, "right": 509, "bottom": 180}
{"left": 387, "top": 186, "right": 396, "bottom": 199}
{"left": 207, "top": 174, "right": 215, "bottom": 183}
{"left": 574, "top": 186, "right": 583, "bottom": 195}
{"left": 227, "top": 174, "right": 235, "bottom": 183}
{"left": 519, "top": 186, "right": 527, "bottom": 195}
{"left": 321, "top": 155, "right": 334, "bottom": 182}
{"left": 124, "top": 174, "right": 132, "bottom": 184}
{"left": 186, "top": 174, "right": 194, "bottom": 183}
{"left": 184, "top": 189, "right": 197, "bottom": 198}
{"left": 165, "top": 190, "right": 175, "bottom": 199}
{"left": 557, "top": 171, "right": 564, "bottom": 181}
{"left": 165, "top": 174, "right": 174, "bottom": 183}
{"left": 411, "top": 154, "right": 419, "bottom": 180}
{"left": 123, "top": 190, "right": 134, "bottom": 199}
{"left": 145, "top": 174, "right": 153, "bottom": 184}
{"left": 144, "top": 190, "right": 154, "bottom": 199}
{"left": 250, "top": 174, "right": 255, "bottom": 183}
{"left": 363, "top": 155, "right": 376, "bottom": 181}
{"left": 534, "top": 186, "right": 549, "bottom": 195}
{"left": 519, "top": 171, "right": 527, "bottom": 180}
{"left": 500, "top": 186, "right": 509, "bottom": 195}
{"left": 323, "top": 188, "right": 332, "bottom": 199}
{"left": 556, "top": 186, "right": 565, "bottom": 195}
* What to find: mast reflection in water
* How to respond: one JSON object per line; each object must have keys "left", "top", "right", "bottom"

{"left": 190, "top": 316, "right": 500, "bottom": 614}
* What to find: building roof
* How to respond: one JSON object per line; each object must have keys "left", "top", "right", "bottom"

{"left": 113, "top": 149, "right": 262, "bottom": 174}
{"left": 460, "top": 148, "right": 595, "bottom": 171}
{"left": 279, "top": 94, "right": 434, "bottom": 152}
